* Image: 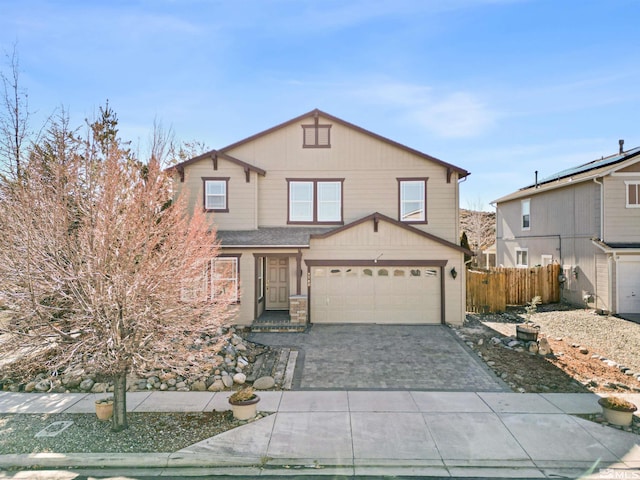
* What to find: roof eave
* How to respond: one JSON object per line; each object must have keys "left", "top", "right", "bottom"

{"left": 220, "top": 108, "right": 470, "bottom": 179}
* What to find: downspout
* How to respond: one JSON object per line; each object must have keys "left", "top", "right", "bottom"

{"left": 457, "top": 174, "right": 468, "bottom": 323}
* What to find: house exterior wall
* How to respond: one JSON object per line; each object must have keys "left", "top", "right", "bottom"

{"left": 306, "top": 220, "right": 465, "bottom": 325}
{"left": 225, "top": 114, "right": 459, "bottom": 243}
{"left": 595, "top": 253, "right": 611, "bottom": 310}
{"left": 223, "top": 249, "right": 301, "bottom": 326}
{"left": 603, "top": 174, "right": 640, "bottom": 243}
{"left": 172, "top": 110, "right": 468, "bottom": 326}
{"left": 175, "top": 160, "right": 259, "bottom": 231}
{"left": 496, "top": 181, "right": 606, "bottom": 309}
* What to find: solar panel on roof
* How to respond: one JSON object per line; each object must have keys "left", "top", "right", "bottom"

{"left": 537, "top": 146, "right": 640, "bottom": 184}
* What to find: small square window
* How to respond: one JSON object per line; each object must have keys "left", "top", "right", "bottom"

{"left": 516, "top": 248, "right": 528, "bottom": 268}
{"left": 626, "top": 181, "right": 640, "bottom": 208}
{"left": 302, "top": 124, "right": 331, "bottom": 148}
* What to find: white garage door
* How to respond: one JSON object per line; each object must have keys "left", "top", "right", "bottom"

{"left": 619, "top": 260, "right": 640, "bottom": 313}
{"left": 310, "top": 266, "right": 441, "bottom": 324}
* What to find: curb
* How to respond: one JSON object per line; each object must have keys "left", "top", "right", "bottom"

{"left": 0, "top": 453, "right": 607, "bottom": 478}
{"left": 0, "top": 452, "right": 262, "bottom": 469}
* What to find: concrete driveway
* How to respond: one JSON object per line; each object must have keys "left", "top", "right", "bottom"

{"left": 248, "top": 324, "right": 508, "bottom": 391}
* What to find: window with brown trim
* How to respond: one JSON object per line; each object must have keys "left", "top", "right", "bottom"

{"left": 302, "top": 124, "right": 331, "bottom": 148}
{"left": 202, "top": 177, "right": 229, "bottom": 212}
{"left": 211, "top": 256, "right": 239, "bottom": 303}
{"left": 397, "top": 178, "right": 428, "bottom": 223}
{"left": 287, "top": 178, "right": 344, "bottom": 224}
{"left": 626, "top": 181, "right": 640, "bottom": 208}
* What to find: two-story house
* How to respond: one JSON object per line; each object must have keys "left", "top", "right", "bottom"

{"left": 171, "top": 109, "right": 471, "bottom": 330}
{"left": 494, "top": 141, "right": 640, "bottom": 316}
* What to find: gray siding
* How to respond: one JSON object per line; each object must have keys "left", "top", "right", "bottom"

{"left": 496, "top": 181, "right": 602, "bottom": 308}
{"left": 603, "top": 174, "right": 640, "bottom": 242}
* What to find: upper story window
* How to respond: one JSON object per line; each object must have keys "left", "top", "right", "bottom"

{"left": 398, "top": 178, "right": 428, "bottom": 223}
{"left": 288, "top": 179, "right": 343, "bottom": 224}
{"left": 626, "top": 181, "right": 640, "bottom": 208}
{"left": 202, "top": 177, "right": 229, "bottom": 212}
{"left": 302, "top": 114, "right": 331, "bottom": 148}
{"left": 521, "top": 198, "right": 531, "bottom": 230}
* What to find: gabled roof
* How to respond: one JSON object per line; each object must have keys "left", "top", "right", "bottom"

{"left": 494, "top": 145, "right": 640, "bottom": 204}
{"left": 168, "top": 150, "right": 266, "bottom": 176}
{"left": 174, "top": 109, "right": 469, "bottom": 179}
{"left": 216, "top": 212, "right": 471, "bottom": 255}
{"left": 311, "top": 212, "right": 472, "bottom": 255}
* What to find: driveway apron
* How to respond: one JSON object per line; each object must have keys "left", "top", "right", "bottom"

{"left": 248, "top": 324, "right": 508, "bottom": 391}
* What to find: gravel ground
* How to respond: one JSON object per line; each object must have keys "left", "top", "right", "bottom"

{"left": 481, "top": 304, "right": 640, "bottom": 375}
{"left": 0, "top": 411, "right": 259, "bottom": 454}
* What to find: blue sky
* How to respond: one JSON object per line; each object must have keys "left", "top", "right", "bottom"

{"left": 2, "top": 0, "right": 639, "bottom": 210}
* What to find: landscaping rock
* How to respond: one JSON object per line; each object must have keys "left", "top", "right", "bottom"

{"left": 79, "top": 378, "right": 95, "bottom": 391}
{"left": 538, "top": 337, "right": 552, "bottom": 355}
{"left": 253, "top": 376, "right": 276, "bottom": 390}
{"left": 233, "top": 373, "right": 246, "bottom": 385}
{"left": 208, "top": 379, "right": 225, "bottom": 391}
{"left": 222, "top": 375, "right": 234, "bottom": 388}
{"left": 91, "top": 382, "right": 108, "bottom": 393}
{"left": 191, "top": 380, "right": 206, "bottom": 391}
{"left": 35, "top": 380, "right": 50, "bottom": 392}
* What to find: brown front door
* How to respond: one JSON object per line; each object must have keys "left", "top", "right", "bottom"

{"left": 266, "top": 257, "right": 289, "bottom": 310}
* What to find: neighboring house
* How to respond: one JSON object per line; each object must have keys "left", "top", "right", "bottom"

{"left": 494, "top": 141, "right": 640, "bottom": 315}
{"left": 170, "top": 109, "right": 471, "bottom": 330}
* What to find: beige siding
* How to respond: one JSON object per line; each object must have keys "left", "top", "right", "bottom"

{"left": 226, "top": 114, "right": 458, "bottom": 243}
{"left": 306, "top": 219, "right": 465, "bottom": 325}
{"left": 603, "top": 175, "right": 640, "bottom": 242}
{"left": 177, "top": 158, "right": 258, "bottom": 231}
{"left": 223, "top": 249, "right": 301, "bottom": 326}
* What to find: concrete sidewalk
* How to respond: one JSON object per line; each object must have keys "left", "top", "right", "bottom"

{"left": 0, "top": 391, "right": 639, "bottom": 478}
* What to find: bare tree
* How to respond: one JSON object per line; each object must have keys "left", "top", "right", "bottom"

{"left": 0, "top": 107, "right": 235, "bottom": 431}
{"left": 460, "top": 199, "right": 496, "bottom": 267}
{"left": 0, "top": 45, "right": 31, "bottom": 180}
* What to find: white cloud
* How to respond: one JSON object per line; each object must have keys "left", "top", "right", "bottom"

{"left": 351, "top": 81, "right": 498, "bottom": 138}
{"left": 411, "top": 92, "right": 497, "bottom": 138}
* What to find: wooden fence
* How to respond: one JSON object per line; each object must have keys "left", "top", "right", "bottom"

{"left": 466, "top": 264, "right": 561, "bottom": 313}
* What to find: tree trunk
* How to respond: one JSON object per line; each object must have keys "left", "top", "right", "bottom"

{"left": 111, "top": 370, "right": 128, "bottom": 432}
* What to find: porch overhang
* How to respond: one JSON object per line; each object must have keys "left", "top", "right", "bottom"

{"left": 592, "top": 239, "right": 640, "bottom": 254}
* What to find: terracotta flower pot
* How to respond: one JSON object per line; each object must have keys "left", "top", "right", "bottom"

{"left": 229, "top": 395, "right": 260, "bottom": 420}
{"left": 95, "top": 399, "right": 114, "bottom": 421}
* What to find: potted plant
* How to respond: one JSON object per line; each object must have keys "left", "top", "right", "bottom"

{"left": 516, "top": 296, "right": 541, "bottom": 342}
{"left": 228, "top": 386, "right": 260, "bottom": 420}
{"left": 95, "top": 396, "right": 114, "bottom": 421}
{"left": 598, "top": 396, "right": 637, "bottom": 427}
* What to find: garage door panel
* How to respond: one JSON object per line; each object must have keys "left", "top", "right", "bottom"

{"left": 311, "top": 266, "right": 441, "bottom": 324}
{"left": 619, "top": 261, "right": 640, "bottom": 313}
